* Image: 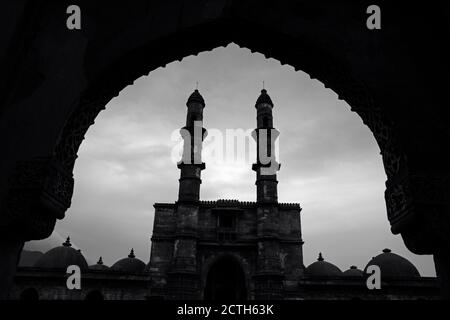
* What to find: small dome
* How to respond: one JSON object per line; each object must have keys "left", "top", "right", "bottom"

{"left": 187, "top": 89, "right": 205, "bottom": 106}
{"left": 343, "top": 265, "right": 364, "bottom": 277}
{"left": 255, "top": 89, "right": 273, "bottom": 108}
{"left": 364, "top": 248, "right": 420, "bottom": 278}
{"left": 305, "top": 253, "right": 342, "bottom": 277}
{"left": 111, "top": 249, "right": 146, "bottom": 273}
{"left": 34, "top": 237, "right": 88, "bottom": 270}
{"left": 89, "top": 257, "right": 109, "bottom": 271}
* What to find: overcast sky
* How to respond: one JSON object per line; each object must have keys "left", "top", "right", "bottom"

{"left": 26, "top": 44, "right": 435, "bottom": 276}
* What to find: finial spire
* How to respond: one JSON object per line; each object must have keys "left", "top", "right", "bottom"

{"left": 63, "top": 236, "right": 72, "bottom": 247}
{"left": 128, "top": 248, "right": 135, "bottom": 258}
{"left": 196, "top": 81, "right": 199, "bottom": 90}
{"left": 187, "top": 88, "right": 205, "bottom": 106}
{"left": 318, "top": 252, "right": 324, "bottom": 261}
{"left": 255, "top": 87, "right": 273, "bottom": 107}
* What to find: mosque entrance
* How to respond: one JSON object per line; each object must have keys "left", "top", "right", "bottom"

{"left": 204, "top": 257, "right": 247, "bottom": 301}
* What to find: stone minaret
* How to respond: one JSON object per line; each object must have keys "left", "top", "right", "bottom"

{"left": 177, "top": 89, "right": 207, "bottom": 203}
{"left": 252, "top": 89, "right": 281, "bottom": 203}
{"left": 170, "top": 89, "right": 207, "bottom": 299}
{"left": 252, "top": 89, "right": 284, "bottom": 299}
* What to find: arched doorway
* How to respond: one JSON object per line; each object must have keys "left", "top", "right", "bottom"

{"left": 204, "top": 257, "right": 247, "bottom": 301}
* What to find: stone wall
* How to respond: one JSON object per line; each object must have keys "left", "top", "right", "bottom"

{"left": 11, "top": 268, "right": 150, "bottom": 300}
{"left": 149, "top": 201, "right": 303, "bottom": 299}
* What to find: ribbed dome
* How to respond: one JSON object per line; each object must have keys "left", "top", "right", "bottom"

{"left": 34, "top": 237, "right": 88, "bottom": 270}
{"left": 89, "top": 256, "right": 109, "bottom": 271}
{"left": 255, "top": 89, "right": 273, "bottom": 107}
{"left": 187, "top": 89, "right": 205, "bottom": 106}
{"left": 305, "top": 253, "right": 342, "bottom": 277}
{"left": 343, "top": 265, "right": 364, "bottom": 277}
{"left": 111, "top": 249, "right": 146, "bottom": 273}
{"left": 364, "top": 248, "right": 420, "bottom": 278}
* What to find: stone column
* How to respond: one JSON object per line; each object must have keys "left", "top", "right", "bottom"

{"left": 168, "top": 90, "right": 207, "bottom": 299}
{"left": 251, "top": 89, "right": 284, "bottom": 299}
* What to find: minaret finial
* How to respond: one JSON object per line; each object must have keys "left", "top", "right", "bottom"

{"left": 128, "top": 248, "right": 135, "bottom": 258}
{"left": 187, "top": 88, "right": 205, "bottom": 106}
{"left": 196, "top": 81, "right": 199, "bottom": 90}
{"left": 255, "top": 87, "right": 273, "bottom": 107}
{"left": 63, "top": 236, "right": 72, "bottom": 247}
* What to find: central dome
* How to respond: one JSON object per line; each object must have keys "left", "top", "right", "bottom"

{"left": 89, "top": 257, "right": 110, "bottom": 271}
{"left": 364, "top": 248, "right": 420, "bottom": 278}
{"left": 34, "top": 237, "right": 88, "bottom": 270}
{"left": 343, "top": 266, "right": 364, "bottom": 277}
{"left": 111, "top": 249, "right": 146, "bottom": 273}
{"left": 305, "top": 253, "right": 342, "bottom": 277}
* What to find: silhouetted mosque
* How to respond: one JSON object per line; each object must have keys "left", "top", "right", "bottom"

{"left": 11, "top": 90, "right": 438, "bottom": 300}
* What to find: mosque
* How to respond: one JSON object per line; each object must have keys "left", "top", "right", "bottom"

{"left": 10, "top": 89, "right": 439, "bottom": 300}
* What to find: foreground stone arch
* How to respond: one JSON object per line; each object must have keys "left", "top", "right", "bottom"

{"left": 1, "top": 1, "right": 449, "bottom": 298}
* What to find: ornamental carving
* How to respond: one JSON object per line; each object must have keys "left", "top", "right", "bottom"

{"left": 3, "top": 157, "right": 73, "bottom": 240}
